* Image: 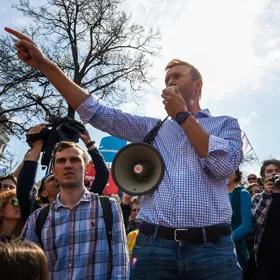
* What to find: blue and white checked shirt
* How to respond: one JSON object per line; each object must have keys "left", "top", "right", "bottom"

{"left": 22, "top": 189, "right": 129, "bottom": 279}
{"left": 78, "top": 95, "right": 243, "bottom": 228}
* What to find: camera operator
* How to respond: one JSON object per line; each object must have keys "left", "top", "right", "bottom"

{"left": 251, "top": 159, "right": 280, "bottom": 280}
{"left": 17, "top": 124, "right": 109, "bottom": 223}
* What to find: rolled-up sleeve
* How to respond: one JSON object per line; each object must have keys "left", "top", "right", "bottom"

{"left": 200, "top": 118, "right": 243, "bottom": 177}
{"left": 77, "top": 94, "right": 159, "bottom": 144}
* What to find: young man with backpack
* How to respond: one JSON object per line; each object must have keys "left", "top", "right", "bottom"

{"left": 22, "top": 141, "right": 129, "bottom": 279}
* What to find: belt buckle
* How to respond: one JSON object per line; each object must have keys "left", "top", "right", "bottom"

{"left": 174, "top": 228, "right": 189, "bottom": 242}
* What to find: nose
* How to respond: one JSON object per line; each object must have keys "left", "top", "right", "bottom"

{"left": 166, "top": 77, "right": 176, "bottom": 87}
{"left": 64, "top": 159, "right": 72, "bottom": 168}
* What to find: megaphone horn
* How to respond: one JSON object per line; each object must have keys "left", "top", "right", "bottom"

{"left": 112, "top": 143, "right": 165, "bottom": 195}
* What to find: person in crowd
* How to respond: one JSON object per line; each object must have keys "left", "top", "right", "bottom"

{"left": 0, "top": 189, "right": 23, "bottom": 242}
{"left": 22, "top": 141, "right": 129, "bottom": 279}
{"left": 17, "top": 124, "right": 109, "bottom": 223}
{"left": 0, "top": 174, "right": 17, "bottom": 191}
{"left": 251, "top": 159, "right": 280, "bottom": 280}
{"left": 126, "top": 196, "right": 140, "bottom": 234}
{"left": 0, "top": 240, "right": 49, "bottom": 280}
{"left": 6, "top": 27, "right": 243, "bottom": 279}
{"left": 247, "top": 174, "right": 258, "bottom": 185}
{"left": 247, "top": 183, "right": 262, "bottom": 197}
{"left": 228, "top": 169, "right": 252, "bottom": 278}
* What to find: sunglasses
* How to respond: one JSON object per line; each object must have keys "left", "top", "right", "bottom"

{"left": 9, "top": 198, "right": 19, "bottom": 208}
{"left": 132, "top": 208, "right": 140, "bottom": 212}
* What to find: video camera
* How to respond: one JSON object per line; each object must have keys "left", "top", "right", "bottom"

{"left": 26, "top": 116, "right": 85, "bottom": 168}
{"left": 271, "top": 175, "right": 280, "bottom": 188}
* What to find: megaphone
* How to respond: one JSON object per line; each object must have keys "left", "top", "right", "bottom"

{"left": 112, "top": 143, "right": 165, "bottom": 195}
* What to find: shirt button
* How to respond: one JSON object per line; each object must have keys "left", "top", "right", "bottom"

{"left": 68, "top": 263, "right": 72, "bottom": 267}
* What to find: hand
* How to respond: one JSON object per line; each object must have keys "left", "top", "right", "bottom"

{"left": 161, "top": 85, "right": 188, "bottom": 118}
{"left": 4, "top": 27, "right": 48, "bottom": 70}
{"left": 79, "top": 129, "right": 94, "bottom": 147}
{"left": 27, "top": 124, "right": 45, "bottom": 148}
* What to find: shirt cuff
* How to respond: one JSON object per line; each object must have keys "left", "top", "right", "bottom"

{"left": 208, "top": 134, "right": 229, "bottom": 154}
{"left": 76, "top": 94, "right": 99, "bottom": 123}
{"left": 199, "top": 135, "right": 229, "bottom": 166}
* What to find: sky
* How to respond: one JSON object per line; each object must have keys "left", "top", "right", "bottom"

{"left": 1, "top": 0, "right": 280, "bottom": 178}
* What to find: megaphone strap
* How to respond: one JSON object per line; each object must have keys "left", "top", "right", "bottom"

{"left": 143, "top": 115, "right": 169, "bottom": 144}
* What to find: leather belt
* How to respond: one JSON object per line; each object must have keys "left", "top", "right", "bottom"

{"left": 138, "top": 222, "right": 231, "bottom": 243}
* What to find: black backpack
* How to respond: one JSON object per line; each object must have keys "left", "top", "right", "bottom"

{"left": 35, "top": 196, "right": 113, "bottom": 255}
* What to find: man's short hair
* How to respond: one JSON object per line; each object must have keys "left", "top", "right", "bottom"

{"left": 260, "top": 159, "right": 280, "bottom": 178}
{"left": 165, "top": 59, "right": 202, "bottom": 81}
{"left": 52, "top": 141, "right": 88, "bottom": 165}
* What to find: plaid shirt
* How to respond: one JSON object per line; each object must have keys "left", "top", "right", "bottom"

{"left": 78, "top": 95, "right": 243, "bottom": 228}
{"left": 251, "top": 191, "right": 273, "bottom": 263}
{"left": 22, "top": 189, "right": 129, "bottom": 280}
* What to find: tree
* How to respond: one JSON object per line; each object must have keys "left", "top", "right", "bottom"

{"left": 0, "top": 0, "right": 160, "bottom": 137}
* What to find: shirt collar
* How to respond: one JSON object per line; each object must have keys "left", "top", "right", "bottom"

{"left": 54, "top": 188, "right": 92, "bottom": 210}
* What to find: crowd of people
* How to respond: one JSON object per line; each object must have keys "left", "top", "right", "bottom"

{"left": 0, "top": 26, "right": 279, "bottom": 279}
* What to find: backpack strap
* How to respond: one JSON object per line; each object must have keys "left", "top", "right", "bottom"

{"left": 35, "top": 204, "right": 51, "bottom": 248}
{"left": 99, "top": 196, "right": 113, "bottom": 256}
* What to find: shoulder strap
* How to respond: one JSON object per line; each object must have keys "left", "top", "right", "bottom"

{"left": 35, "top": 204, "right": 51, "bottom": 248}
{"left": 99, "top": 196, "right": 113, "bottom": 255}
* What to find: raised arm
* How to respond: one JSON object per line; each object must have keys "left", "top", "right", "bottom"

{"left": 79, "top": 129, "right": 109, "bottom": 194}
{"left": 4, "top": 27, "right": 88, "bottom": 110}
{"left": 17, "top": 125, "right": 44, "bottom": 222}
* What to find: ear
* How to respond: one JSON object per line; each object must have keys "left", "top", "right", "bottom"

{"left": 194, "top": 79, "right": 203, "bottom": 99}
{"left": 41, "top": 190, "right": 48, "bottom": 198}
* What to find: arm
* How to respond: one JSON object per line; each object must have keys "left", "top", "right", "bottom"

{"left": 79, "top": 130, "right": 109, "bottom": 195}
{"left": 17, "top": 125, "right": 44, "bottom": 222}
{"left": 232, "top": 189, "right": 252, "bottom": 242}
{"left": 5, "top": 28, "right": 158, "bottom": 143}
{"left": 161, "top": 86, "right": 242, "bottom": 177}
{"left": 88, "top": 148, "right": 109, "bottom": 194}
{"left": 110, "top": 198, "right": 130, "bottom": 279}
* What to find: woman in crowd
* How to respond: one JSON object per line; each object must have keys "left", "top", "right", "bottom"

{"left": 247, "top": 182, "right": 262, "bottom": 197}
{"left": 0, "top": 189, "right": 23, "bottom": 242}
{"left": 228, "top": 169, "right": 253, "bottom": 278}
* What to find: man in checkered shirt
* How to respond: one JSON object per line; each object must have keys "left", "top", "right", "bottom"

{"left": 7, "top": 27, "right": 244, "bottom": 280}
{"left": 251, "top": 159, "right": 280, "bottom": 280}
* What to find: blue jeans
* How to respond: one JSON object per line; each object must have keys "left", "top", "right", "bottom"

{"left": 130, "top": 233, "right": 242, "bottom": 280}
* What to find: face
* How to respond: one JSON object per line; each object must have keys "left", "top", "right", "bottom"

{"left": 264, "top": 164, "right": 280, "bottom": 179}
{"left": 247, "top": 174, "right": 257, "bottom": 184}
{"left": 1, "top": 198, "right": 21, "bottom": 221}
{"left": 0, "top": 179, "right": 16, "bottom": 191}
{"left": 250, "top": 185, "right": 261, "bottom": 196}
{"left": 130, "top": 203, "right": 140, "bottom": 220}
{"left": 165, "top": 65, "right": 201, "bottom": 103}
{"left": 52, "top": 147, "right": 85, "bottom": 189}
{"left": 42, "top": 175, "right": 59, "bottom": 199}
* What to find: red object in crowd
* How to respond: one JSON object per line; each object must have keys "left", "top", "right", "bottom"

{"left": 102, "top": 169, "right": 119, "bottom": 195}
{"left": 85, "top": 162, "right": 96, "bottom": 186}
{"left": 85, "top": 163, "right": 119, "bottom": 195}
